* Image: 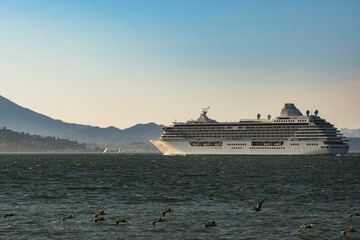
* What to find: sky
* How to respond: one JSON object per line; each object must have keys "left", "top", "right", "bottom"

{"left": 0, "top": 0, "right": 359, "bottom": 129}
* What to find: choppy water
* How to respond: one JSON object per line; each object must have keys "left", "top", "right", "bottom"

{"left": 0, "top": 154, "right": 359, "bottom": 240}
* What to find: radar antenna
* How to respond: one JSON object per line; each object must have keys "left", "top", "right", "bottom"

{"left": 195, "top": 106, "right": 216, "bottom": 123}
{"left": 202, "top": 106, "right": 210, "bottom": 115}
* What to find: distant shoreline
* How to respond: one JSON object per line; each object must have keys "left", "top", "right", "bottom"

{"left": 0, "top": 152, "right": 162, "bottom": 154}
{"left": 0, "top": 152, "right": 357, "bottom": 155}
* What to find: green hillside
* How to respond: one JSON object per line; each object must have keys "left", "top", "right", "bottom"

{"left": 0, "top": 127, "right": 87, "bottom": 152}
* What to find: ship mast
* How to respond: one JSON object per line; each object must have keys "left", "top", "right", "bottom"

{"left": 202, "top": 106, "right": 210, "bottom": 116}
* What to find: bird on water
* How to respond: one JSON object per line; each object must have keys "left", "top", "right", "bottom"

{"left": 151, "top": 217, "right": 165, "bottom": 226}
{"left": 93, "top": 210, "right": 106, "bottom": 218}
{"left": 61, "top": 214, "right": 75, "bottom": 221}
{"left": 115, "top": 218, "right": 127, "bottom": 225}
{"left": 203, "top": 219, "right": 216, "bottom": 228}
{"left": 93, "top": 216, "right": 105, "bottom": 222}
{"left": 253, "top": 200, "right": 265, "bottom": 211}
{"left": 161, "top": 208, "right": 173, "bottom": 217}
{"left": 341, "top": 226, "right": 357, "bottom": 236}
{"left": 299, "top": 224, "right": 313, "bottom": 228}
{"left": 3, "top": 213, "right": 16, "bottom": 218}
{"left": 349, "top": 211, "right": 360, "bottom": 217}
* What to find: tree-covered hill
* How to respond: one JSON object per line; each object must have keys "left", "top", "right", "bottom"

{"left": 0, "top": 127, "right": 87, "bottom": 152}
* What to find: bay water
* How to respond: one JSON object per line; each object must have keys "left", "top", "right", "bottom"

{"left": 0, "top": 154, "right": 359, "bottom": 239}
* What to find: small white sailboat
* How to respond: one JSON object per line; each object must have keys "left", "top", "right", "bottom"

{"left": 117, "top": 148, "right": 121, "bottom": 154}
{"left": 103, "top": 148, "right": 108, "bottom": 154}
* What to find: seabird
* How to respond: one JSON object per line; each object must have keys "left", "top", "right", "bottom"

{"left": 61, "top": 214, "right": 75, "bottom": 221}
{"left": 3, "top": 213, "right": 16, "bottom": 218}
{"left": 299, "top": 224, "right": 314, "bottom": 228}
{"left": 253, "top": 200, "right": 264, "bottom": 211}
{"left": 161, "top": 208, "right": 173, "bottom": 217}
{"left": 341, "top": 226, "right": 357, "bottom": 236}
{"left": 115, "top": 218, "right": 127, "bottom": 225}
{"left": 93, "top": 210, "right": 106, "bottom": 217}
{"left": 203, "top": 219, "right": 217, "bottom": 228}
{"left": 349, "top": 211, "right": 360, "bottom": 217}
{"left": 93, "top": 216, "right": 105, "bottom": 222}
{"left": 152, "top": 217, "right": 165, "bottom": 226}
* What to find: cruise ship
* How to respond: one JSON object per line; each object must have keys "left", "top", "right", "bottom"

{"left": 150, "top": 103, "right": 349, "bottom": 155}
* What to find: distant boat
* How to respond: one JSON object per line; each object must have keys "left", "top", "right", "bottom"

{"left": 117, "top": 148, "right": 121, "bottom": 154}
{"left": 103, "top": 148, "right": 108, "bottom": 154}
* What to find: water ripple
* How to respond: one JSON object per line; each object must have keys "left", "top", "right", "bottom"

{"left": 0, "top": 154, "right": 359, "bottom": 239}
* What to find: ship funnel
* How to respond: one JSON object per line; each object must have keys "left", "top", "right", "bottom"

{"left": 279, "top": 103, "right": 303, "bottom": 117}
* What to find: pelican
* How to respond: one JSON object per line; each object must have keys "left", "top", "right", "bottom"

{"left": 152, "top": 217, "right": 165, "bottom": 226}
{"left": 93, "top": 210, "right": 106, "bottom": 217}
{"left": 161, "top": 208, "right": 173, "bottom": 217}
{"left": 203, "top": 219, "right": 216, "bottom": 228}
{"left": 349, "top": 211, "right": 360, "bottom": 217}
{"left": 115, "top": 218, "right": 127, "bottom": 225}
{"left": 61, "top": 214, "right": 75, "bottom": 221}
{"left": 299, "top": 224, "right": 313, "bottom": 228}
{"left": 341, "top": 226, "right": 357, "bottom": 236}
{"left": 253, "top": 200, "right": 264, "bottom": 211}
{"left": 93, "top": 216, "right": 105, "bottom": 222}
{"left": 3, "top": 213, "right": 16, "bottom": 218}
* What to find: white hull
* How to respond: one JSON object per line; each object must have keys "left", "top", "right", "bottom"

{"left": 151, "top": 103, "right": 349, "bottom": 156}
{"left": 150, "top": 140, "right": 349, "bottom": 155}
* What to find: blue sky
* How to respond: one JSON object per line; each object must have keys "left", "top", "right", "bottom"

{"left": 1, "top": 0, "right": 359, "bottom": 128}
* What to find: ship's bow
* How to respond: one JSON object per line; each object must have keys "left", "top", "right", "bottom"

{"left": 150, "top": 140, "right": 168, "bottom": 155}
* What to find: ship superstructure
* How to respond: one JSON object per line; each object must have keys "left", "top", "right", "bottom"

{"left": 150, "top": 103, "right": 349, "bottom": 155}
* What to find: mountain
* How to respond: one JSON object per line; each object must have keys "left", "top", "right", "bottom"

{"left": 340, "top": 128, "right": 360, "bottom": 138}
{"left": 0, "top": 95, "right": 163, "bottom": 146}
{"left": 348, "top": 138, "right": 360, "bottom": 153}
{"left": 2, "top": 94, "right": 358, "bottom": 150}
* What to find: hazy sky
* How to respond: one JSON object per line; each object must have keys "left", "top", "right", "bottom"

{"left": 1, "top": 0, "right": 359, "bottom": 129}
